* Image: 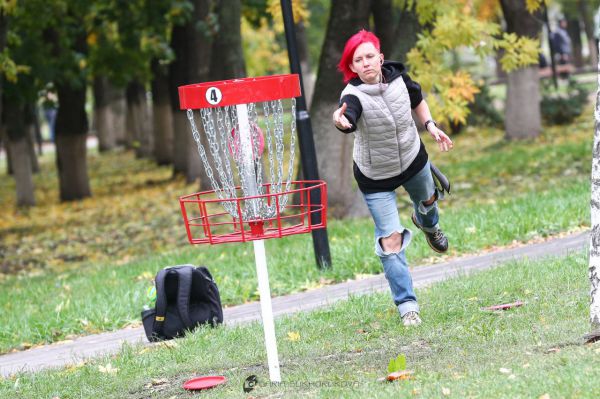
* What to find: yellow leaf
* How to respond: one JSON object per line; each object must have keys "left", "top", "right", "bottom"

{"left": 286, "top": 331, "right": 300, "bottom": 342}
{"left": 98, "top": 363, "right": 118, "bottom": 374}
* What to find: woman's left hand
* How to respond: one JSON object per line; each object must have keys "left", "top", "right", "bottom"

{"left": 428, "top": 125, "right": 453, "bottom": 152}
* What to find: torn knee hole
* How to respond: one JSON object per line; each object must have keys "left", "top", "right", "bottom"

{"left": 380, "top": 232, "right": 403, "bottom": 253}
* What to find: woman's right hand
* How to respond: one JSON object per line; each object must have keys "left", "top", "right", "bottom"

{"left": 333, "top": 102, "right": 352, "bottom": 130}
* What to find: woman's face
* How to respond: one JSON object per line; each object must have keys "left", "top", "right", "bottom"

{"left": 349, "top": 42, "right": 383, "bottom": 84}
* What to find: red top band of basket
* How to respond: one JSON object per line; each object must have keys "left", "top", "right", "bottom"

{"left": 179, "top": 74, "right": 301, "bottom": 109}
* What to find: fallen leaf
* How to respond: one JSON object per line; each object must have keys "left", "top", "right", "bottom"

{"left": 545, "top": 347, "right": 560, "bottom": 354}
{"left": 442, "top": 387, "right": 451, "bottom": 396}
{"left": 539, "top": 394, "right": 550, "bottom": 399}
{"left": 286, "top": 331, "right": 300, "bottom": 342}
{"left": 159, "top": 341, "right": 178, "bottom": 349}
{"left": 386, "top": 370, "right": 414, "bottom": 381}
{"left": 522, "top": 363, "right": 530, "bottom": 368}
{"left": 499, "top": 367, "right": 512, "bottom": 374}
{"left": 151, "top": 378, "right": 169, "bottom": 386}
{"left": 508, "top": 374, "right": 516, "bottom": 380}
{"left": 98, "top": 363, "right": 118, "bottom": 374}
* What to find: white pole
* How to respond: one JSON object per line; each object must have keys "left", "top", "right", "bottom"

{"left": 253, "top": 239, "right": 282, "bottom": 382}
{"left": 237, "top": 103, "right": 282, "bottom": 381}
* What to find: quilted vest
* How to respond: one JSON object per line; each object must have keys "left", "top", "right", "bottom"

{"left": 341, "top": 77, "right": 420, "bottom": 180}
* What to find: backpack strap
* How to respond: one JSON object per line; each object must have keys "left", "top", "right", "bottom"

{"left": 152, "top": 268, "right": 170, "bottom": 337}
{"left": 173, "top": 266, "right": 194, "bottom": 329}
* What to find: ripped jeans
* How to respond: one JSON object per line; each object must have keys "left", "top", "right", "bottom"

{"left": 362, "top": 161, "right": 439, "bottom": 316}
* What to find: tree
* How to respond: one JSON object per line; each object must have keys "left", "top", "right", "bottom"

{"left": 587, "top": 48, "right": 600, "bottom": 344}
{"left": 1, "top": 2, "right": 40, "bottom": 206}
{"left": 371, "top": 0, "right": 421, "bottom": 64}
{"left": 169, "top": 0, "right": 213, "bottom": 185}
{"left": 499, "top": 0, "right": 543, "bottom": 140}
{"left": 310, "top": 0, "right": 372, "bottom": 218}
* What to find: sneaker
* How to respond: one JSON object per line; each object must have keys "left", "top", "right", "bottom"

{"left": 402, "top": 311, "right": 422, "bottom": 326}
{"left": 411, "top": 213, "right": 448, "bottom": 253}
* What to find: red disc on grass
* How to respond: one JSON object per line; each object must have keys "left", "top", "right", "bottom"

{"left": 183, "top": 375, "right": 227, "bottom": 391}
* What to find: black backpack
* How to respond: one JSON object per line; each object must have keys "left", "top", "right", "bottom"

{"left": 141, "top": 265, "right": 223, "bottom": 342}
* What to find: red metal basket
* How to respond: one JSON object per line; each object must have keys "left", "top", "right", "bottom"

{"left": 179, "top": 180, "right": 327, "bottom": 244}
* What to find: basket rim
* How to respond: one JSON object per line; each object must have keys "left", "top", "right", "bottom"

{"left": 178, "top": 74, "right": 301, "bottom": 109}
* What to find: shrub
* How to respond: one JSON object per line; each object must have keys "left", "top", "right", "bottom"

{"left": 541, "top": 78, "right": 589, "bottom": 125}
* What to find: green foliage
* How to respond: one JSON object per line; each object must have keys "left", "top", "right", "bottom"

{"left": 388, "top": 353, "right": 407, "bottom": 373}
{"left": 494, "top": 33, "right": 540, "bottom": 72}
{"left": 466, "top": 82, "right": 503, "bottom": 128}
{"left": 406, "top": 0, "right": 540, "bottom": 126}
{"left": 540, "top": 79, "right": 589, "bottom": 125}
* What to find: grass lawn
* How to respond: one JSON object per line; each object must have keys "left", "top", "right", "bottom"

{"left": 1, "top": 250, "right": 597, "bottom": 398}
{"left": 0, "top": 101, "right": 594, "bottom": 353}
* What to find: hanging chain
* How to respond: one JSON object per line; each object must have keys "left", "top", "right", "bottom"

{"left": 187, "top": 95, "right": 297, "bottom": 220}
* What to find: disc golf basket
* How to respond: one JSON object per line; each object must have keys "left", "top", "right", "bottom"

{"left": 178, "top": 74, "right": 327, "bottom": 383}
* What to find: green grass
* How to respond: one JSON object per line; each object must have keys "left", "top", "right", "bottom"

{"left": 1, "top": 250, "right": 597, "bottom": 398}
{"left": 0, "top": 177, "right": 590, "bottom": 354}
{"left": 0, "top": 103, "right": 594, "bottom": 353}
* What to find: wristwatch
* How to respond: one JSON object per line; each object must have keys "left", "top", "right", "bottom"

{"left": 424, "top": 119, "right": 437, "bottom": 132}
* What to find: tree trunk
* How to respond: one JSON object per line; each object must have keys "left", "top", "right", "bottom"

{"left": 4, "top": 101, "right": 35, "bottom": 206}
{"left": 126, "top": 80, "right": 153, "bottom": 158}
{"left": 209, "top": 0, "right": 245, "bottom": 80}
{"left": 372, "top": 0, "right": 421, "bottom": 64}
{"left": 169, "top": 0, "right": 213, "bottom": 185}
{"left": 567, "top": 17, "right": 583, "bottom": 68}
{"left": 504, "top": 67, "right": 541, "bottom": 139}
{"left": 588, "top": 47, "right": 600, "bottom": 343}
{"left": 26, "top": 120, "right": 39, "bottom": 173}
{"left": 55, "top": 83, "right": 91, "bottom": 201}
{"left": 500, "top": 0, "right": 542, "bottom": 140}
{"left": 94, "top": 76, "right": 118, "bottom": 151}
{"left": 311, "top": 0, "right": 372, "bottom": 218}
{"left": 579, "top": 0, "right": 598, "bottom": 68}
{"left": 8, "top": 138, "right": 35, "bottom": 206}
{"left": 295, "top": 20, "right": 315, "bottom": 108}
{"left": 0, "top": 9, "right": 6, "bottom": 128}
{"left": 110, "top": 86, "right": 127, "bottom": 146}
{"left": 151, "top": 59, "right": 174, "bottom": 165}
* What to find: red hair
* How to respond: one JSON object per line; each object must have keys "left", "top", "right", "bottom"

{"left": 338, "top": 30, "right": 381, "bottom": 83}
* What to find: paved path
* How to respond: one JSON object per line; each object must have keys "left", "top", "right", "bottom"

{"left": 0, "top": 231, "right": 588, "bottom": 377}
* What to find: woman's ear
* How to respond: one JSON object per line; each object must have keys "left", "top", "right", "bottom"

{"left": 349, "top": 63, "right": 357, "bottom": 73}
{"left": 380, "top": 54, "right": 384, "bottom": 64}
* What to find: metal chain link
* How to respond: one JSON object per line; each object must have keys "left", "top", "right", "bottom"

{"left": 187, "top": 95, "right": 297, "bottom": 220}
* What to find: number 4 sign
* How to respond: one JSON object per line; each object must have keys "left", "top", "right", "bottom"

{"left": 205, "top": 87, "right": 222, "bottom": 105}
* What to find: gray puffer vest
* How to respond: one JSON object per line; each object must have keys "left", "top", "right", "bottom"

{"left": 340, "top": 77, "right": 420, "bottom": 180}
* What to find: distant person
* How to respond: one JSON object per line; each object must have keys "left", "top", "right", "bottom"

{"left": 333, "top": 30, "right": 453, "bottom": 327}
{"left": 551, "top": 19, "right": 572, "bottom": 77}
{"left": 42, "top": 91, "right": 58, "bottom": 142}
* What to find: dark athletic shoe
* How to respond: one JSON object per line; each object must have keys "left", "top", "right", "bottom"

{"left": 411, "top": 213, "right": 448, "bottom": 253}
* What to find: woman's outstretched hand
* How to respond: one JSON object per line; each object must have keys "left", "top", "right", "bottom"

{"left": 428, "top": 125, "right": 453, "bottom": 152}
{"left": 333, "top": 102, "right": 352, "bottom": 130}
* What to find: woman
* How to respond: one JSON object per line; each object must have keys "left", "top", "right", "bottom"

{"left": 332, "top": 30, "right": 453, "bottom": 326}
